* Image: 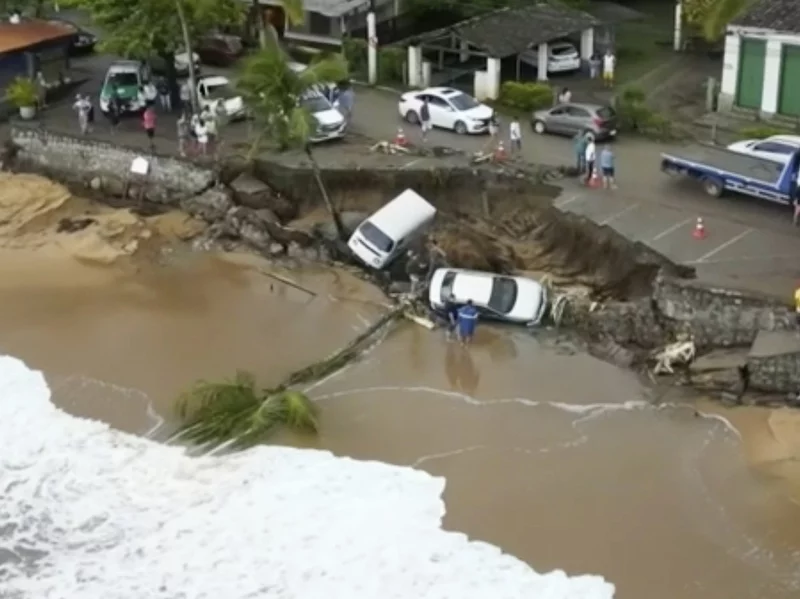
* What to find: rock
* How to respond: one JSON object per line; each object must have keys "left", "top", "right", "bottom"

{"left": 315, "top": 211, "right": 367, "bottom": 242}
{"left": 102, "top": 177, "right": 126, "bottom": 197}
{"left": 89, "top": 176, "right": 102, "bottom": 190}
{"left": 224, "top": 206, "right": 272, "bottom": 250}
{"left": 230, "top": 172, "right": 297, "bottom": 220}
{"left": 255, "top": 208, "right": 280, "bottom": 224}
{"left": 181, "top": 186, "right": 234, "bottom": 223}
{"left": 269, "top": 243, "right": 286, "bottom": 255}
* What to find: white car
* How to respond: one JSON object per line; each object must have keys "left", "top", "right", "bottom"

{"left": 428, "top": 268, "right": 549, "bottom": 325}
{"left": 300, "top": 90, "right": 346, "bottom": 142}
{"left": 519, "top": 41, "right": 580, "bottom": 73}
{"left": 398, "top": 87, "right": 493, "bottom": 134}
{"left": 727, "top": 134, "right": 800, "bottom": 164}
{"left": 197, "top": 75, "right": 246, "bottom": 120}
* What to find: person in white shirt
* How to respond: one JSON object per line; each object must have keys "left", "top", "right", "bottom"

{"left": 602, "top": 49, "right": 616, "bottom": 88}
{"left": 584, "top": 136, "right": 596, "bottom": 184}
{"left": 195, "top": 120, "right": 209, "bottom": 156}
{"left": 509, "top": 116, "right": 521, "bottom": 153}
{"left": 557, "top": 87, "right": 572, "bottom": 104}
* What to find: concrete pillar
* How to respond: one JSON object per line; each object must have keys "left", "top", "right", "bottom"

{"left": 422, "top": 61, "right": 432, "bottom": 87}
{"left": 674, "top": 1, "right": 683, "bottom": 51}
{"left": 407, "top": 45, "right": 422, "bottom": 87}
{"left": 580, "top": 29, "right": 594, "bottom": 59}
{"left": 486, "top": 57, "right": 501, "bottom": 99}
{"left": 761, "top": 38, "right": 782, "bottom": 115}
{"left": 367, "top": 11, "right": 377, "bottom": 84}
{"left": 460, "top": 40, "right": 469, "bottom": 63}
{"left": 718, "top": 34, "right": 740, "bottom": 111}
{"left": 537, "top": 42, "right": 548, "bottom": 81}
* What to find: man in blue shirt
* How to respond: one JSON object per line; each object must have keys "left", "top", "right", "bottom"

{"left": 457, "top": 300, "right": 479, "bottom": 345}
{"left": 600, "top": 145, "right": 616, "bottom": 189}
{"left": 573, "top": 131, "right": 588, "bottom": 175}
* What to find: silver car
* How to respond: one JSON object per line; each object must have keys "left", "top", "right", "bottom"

{"left": 532, "top": 102, "right": 618, "bottom": 140}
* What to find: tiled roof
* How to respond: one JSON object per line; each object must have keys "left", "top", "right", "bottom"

{"left": 0, "top": 19, "right": 76, "bottom": 54}
{"left": 731, "top": 0, "right": 800, "bottom": 33}
{"left": 406, "top": 4, "right": 600, "bottom": 58}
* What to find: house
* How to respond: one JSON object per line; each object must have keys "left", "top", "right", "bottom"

{"left": 0, "top": 17, "right": 76, "bottom": 90}
{"left": 249, "top": 0, "right": 401, "bottom": 46}
{"left": 718, "top": 0, "right": 800, "bottom": 118}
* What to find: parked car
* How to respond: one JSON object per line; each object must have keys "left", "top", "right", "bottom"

{"left": 519, "top": 40, "right": 580, "bottom": 73}
{"left": 348, "top": 189, "right": 436, "bottom": 269}
{"left": 197, "top": 75, "right": 246, "bottom": 120}
{"left": 48, "top": 18, "right": 97, "bottom": 55}
{"left": 429, "top": 268, "right": 549, "bottom": 325}
{"left": 196, "top": 34, "right": 244, "bottom": 67}
{"left": 99, "top": 60, "right": 149, "bottom": 114}
{"left": 148, "top": 51, "right": 201, "bottom": 77}
{"left": 287, "top": 62, "right": 346, "bottom": 142}
{"left": 398, "top": 87, "right": 493, "bottom": 134}
{"left": 531, "top": 102, "right": 618, "bottom": 140}
{"left": 727, "top": 134, "right": 800, "bottom": 164}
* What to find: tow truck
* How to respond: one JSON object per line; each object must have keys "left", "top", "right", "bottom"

{"left": 660, "top": 143, "right": 799, "bottom": 205}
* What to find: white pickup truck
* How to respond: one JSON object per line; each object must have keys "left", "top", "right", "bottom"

{"left": 196, "top": 75, "right": 246, "bottom": 120}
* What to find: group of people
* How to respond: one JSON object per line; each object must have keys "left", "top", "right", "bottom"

{"left": 442, "top": 295, "right": 480, "bottom": 345}
{"left": 574, "top": 130, "right": 616, "bottom": 188}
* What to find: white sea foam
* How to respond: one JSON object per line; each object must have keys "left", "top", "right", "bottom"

{"left": 0, "top": 355, "right": 615, "bottom": 598}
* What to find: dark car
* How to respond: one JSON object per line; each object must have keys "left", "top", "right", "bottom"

{"left": 47, "top": 18, "right": 97, "bottom": 55}
{"left": 531, "top": 102, "right": 618, "bottom": 141}
{"left": 195, "top": 34, "right": 244, "bottom": 67}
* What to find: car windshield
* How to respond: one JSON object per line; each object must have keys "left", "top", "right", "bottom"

{"left": 551, "top": 45, "right": 574, "bottom": 56}
{"left": 487, "top": 277, "right": 518, "bottom": 314}
{"left": 206, "top": 83, "right": 236, "bottom": 100}
{"left": 448, "top": 93, "right": 478, "bottom": 111}
{"left": 440, "top": 271, "right": 456, "bottom": 302}
{"left": 301, "top": 95, "right": 332, "bottom": 113}
{"left": 109, "top": 72, "right": 138, "bottom": 87}
{"left": 359, "top": 221, "right": 394, "bottom": 253}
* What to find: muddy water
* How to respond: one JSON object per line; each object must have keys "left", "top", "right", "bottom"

{"left": 1, "top": 178, "right": 799, "bottom": 599}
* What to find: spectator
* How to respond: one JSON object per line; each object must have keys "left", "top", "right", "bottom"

{"left": 72, "top": 94, "right": 90, "bottom": 135}
{"left": 419, "top": 97, "right": 432, "bottom": 143}
{"left": 143, "top": 104, "right": 157, "bottom": 152}
{"left": 600, "top": 145, "right": 616, "bottom": 189}
{"left": 336, "top": 81, "right": 355, "bottom": 127}
{"left": 584, "top": 135, "right": 597, "bottom": 184}
{"left": 177, "top": 113, "right": 190, "bottom": 157}
{"left": 35, "top": 71, "right": 47, "bottom": 109}
{"left": 558, "top": 87, "right": 572, "bottom": 104}
{"left": 195, "top": 118, "right": 209, "bottom": 156}
{"left": 509, "top": 116, "right": 522, "bottom": 154}
{"left": 603, "top": 49, "right": 616, "bottom": 88}
{"left": 157, "top": 77, "right": 171, "bottom": 112}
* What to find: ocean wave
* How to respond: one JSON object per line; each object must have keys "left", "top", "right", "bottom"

{"left": 0, "top": 355, "right": 616, "bottom": 598}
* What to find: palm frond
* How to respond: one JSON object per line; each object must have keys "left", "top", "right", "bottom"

{"left": 702, "top": 0, "right": 751, "bottom": 41}
{"left": 300, "top": 53, "right": 350, "bottom": 86}
{"left": 175, "top": 370, "right": 258, "bottom": 419}
{"left": 280, "top": 0, "right": 306, "bottom": 26}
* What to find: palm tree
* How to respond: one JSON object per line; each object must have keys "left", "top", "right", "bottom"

{"left": 237, "top": 48, "right": 348, "bottom": 239}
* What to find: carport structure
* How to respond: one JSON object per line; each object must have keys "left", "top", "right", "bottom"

{"left": 404, "top": 4, "right": 600, "bottom": 99}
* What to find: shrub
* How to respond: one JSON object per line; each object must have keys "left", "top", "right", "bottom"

{"left": 6, "top": 77, "right": 37, "bottom": 108}
{"left": 739, "top": 125, "right": 792, "bottom": 139}
{"left": 499, "top": 81, "right": 554, "bottom": 112}
{"left": 614, "top": 85, "right": 673, "bottom": 140}
{"left": 342, "top": 38, "right": 367, "bottom": 75}
{"left": 378, "top": 47, "right": 406, "bottom": 84}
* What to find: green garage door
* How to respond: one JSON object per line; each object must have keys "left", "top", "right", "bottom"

{"left": 736, "top": 38, "right": 766, "bottom": 110}
{"left": 778, "top": 44, "right": 800, "bottom": 117}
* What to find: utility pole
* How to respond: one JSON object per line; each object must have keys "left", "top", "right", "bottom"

{"left": 673, "top": 1, "right": 683, "bottom": 52}
{"left": 367, "top": 0, "right": 377, "bottom": 84}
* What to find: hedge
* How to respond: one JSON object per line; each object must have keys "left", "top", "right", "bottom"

{"left": 499, "top": 81, "right": 553, "bottom": 112}
{"left": 614, "top": 85, "right": 674, "bottom": 140}
{"left": 342, "top": 39, "right": 405, "bottom": 84}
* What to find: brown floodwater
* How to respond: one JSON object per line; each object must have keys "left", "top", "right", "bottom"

{"left": 1, "top": 176, "right": 799, "bottom": 599}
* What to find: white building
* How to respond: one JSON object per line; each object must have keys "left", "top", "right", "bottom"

{"left": 718, "top": 0, "right": 800, "bottom": 118}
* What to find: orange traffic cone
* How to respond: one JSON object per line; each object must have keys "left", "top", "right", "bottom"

{"left": 692, "top": 217, "right": 706, "bottom": 240}
{"left": 394, "top": 128, "right": 407, "bottom": 146}
{"left": 588, "top": 166, "right": 601, "bottom": 188}
{"left": 494, "top": 141, "right": 507, "bottom": 161}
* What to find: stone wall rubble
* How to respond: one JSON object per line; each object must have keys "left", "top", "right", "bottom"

{"left": 6, "top": 125, "right": 800, "bottom": 399}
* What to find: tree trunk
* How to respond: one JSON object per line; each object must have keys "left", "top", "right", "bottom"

{"left": 305, "top": 145, "right": 345, "bottom": 241}
{"left": 174, "top": 0, "right": 199, "bottom": 114}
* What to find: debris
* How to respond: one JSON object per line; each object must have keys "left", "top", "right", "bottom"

{"left": 651, "top": 338, "right": 696, "bottom": 374}
{"left": 370, "top": 140, "right": 412, "bottom": 155}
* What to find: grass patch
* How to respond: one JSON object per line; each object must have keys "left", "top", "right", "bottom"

{"left": 613, "top": 3, "right": 675, "bottom": 85}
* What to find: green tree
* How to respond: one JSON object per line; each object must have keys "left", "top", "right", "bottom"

{"left": 237, "top": 48, "right": 348, "bottom": 239}
{"left": 70, "top": 0, "right": 243, "bottom": 108}
{"left": 683, "top": 0, "right": 752, "bottom": 41}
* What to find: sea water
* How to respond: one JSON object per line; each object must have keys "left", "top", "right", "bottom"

{"left": 0, "top": 355, "right": 615, "bottom": 598}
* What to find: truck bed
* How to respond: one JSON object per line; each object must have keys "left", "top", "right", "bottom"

{"left": 662, "top": 144, "right": 784, "bottom": 185}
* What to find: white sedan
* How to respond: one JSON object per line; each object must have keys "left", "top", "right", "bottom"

{"left": 519, "top": 41, "right": 581, "bottom": 73}
{"left": 428, "top": 268, "right": 549, "bottom": 325}
{"left": 727, "top": 134, "right": 800, "bottom": 164}
{"left": 196, "top": 75, "right": 246, "bottom": 120}
{"left": 398, "top": 87, "right": 493, "bottom": 134}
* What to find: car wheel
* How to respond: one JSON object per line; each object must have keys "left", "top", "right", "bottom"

{"left": 702, "top": 176, "right": 723, "bottom": 198}
{"left": 454, "top": 120, "right": 468, "bottom": 135}
{"left": 532, "top": 120, "right": 546, "bottom": 134}
{"left": 405, "top": 110, "right": 420, "bottom": 124}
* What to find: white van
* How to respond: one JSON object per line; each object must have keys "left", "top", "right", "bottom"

{"left": 348, "top": 189, "right": 437, "bottom": 269}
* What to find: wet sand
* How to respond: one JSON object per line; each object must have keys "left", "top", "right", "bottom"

{"left": 1, "top": 175, "right": 799, "bottom": 598}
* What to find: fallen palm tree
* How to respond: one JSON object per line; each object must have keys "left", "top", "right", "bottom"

{"left": 174, "top": 305, "right": 406, "bottom": 450}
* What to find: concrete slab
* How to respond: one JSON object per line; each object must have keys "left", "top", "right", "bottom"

{"left": 690, "top": 349, "right": 748, "bottom": 372}
{"left": 649, "top": 215, "right": 751, "bottom": 265}
{"left": 605, "top": 203, "right": 690, "bottom": 242}
{"left": 749, "top": 330, "right": 800, "bottom": 358}
{"left": 561, "top": 191, "right": 631, "bottom": 222}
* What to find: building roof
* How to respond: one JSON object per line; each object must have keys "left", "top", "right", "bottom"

{"left": 0, "top": 19, "right": 76, "bottom": 54}
{"left": 260, "top": 0, "right": 370, "bottom": 18}
{"left": 406, "top": 4, "right": 600, "bottom": 58}
{"left": 731, "top": 0, "right": 800, "bottom": 33}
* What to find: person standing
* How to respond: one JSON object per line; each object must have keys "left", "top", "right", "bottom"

{"left": 177, "top": 113, "right": 190, "bottom": 157}
{"left": 106, "top": 86, "right": 120, "bottom": 134}
{"left": 794, "top": 283, "right": 800, "bottom": 327}
{"left": 179, "top": 80, "right": 191, "bottom": 113}
{"left": 573, "top": 130, "right": 588, "bottom": 175}
{"left": 589, "top": 52, "right": 601, "bottom": 79}
{"left": 443, "top": 293, "right": 460, "bottom": 339}
{"left": 73, "top": 94, "right": 90, "bottom": 135}
{"left": 143, "top": 80, "right": 158, "bottom": 106}
{"left": 600, "top": 144, "right": 616, "bottom": 189}
{"left": 157, "top": 77, "right": 171, "bottom": 112}
{"left": 488, "top": 110, "right": 499, "bottom": 139}
{"left": 602, "top": 49, "right": 616, "bottom": 88}
{"left": 584, "top": 135, "right": 597, "bottom": 184}
{"left": 336, "top": 81, "right": 355, "bottom": 127}
{"left": 35, "top": 71, "right": 47, "bottom": 110}
{"left": 457, "top": 300, "right": 479, "bottom": 345}
{"left": 509, "top": 116, "right": 522, "bottom": 154}
{"left": 142, "top": 104, "right": 157, "bottom": 152}
{"left": 195, "top": 118, "right": 209, "bottom": 156}
{"left": 419, "top": 97, "right": 432, "bottom": 143}
{"left": 557, "top": 87, "right": 572, "bottom": 104}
